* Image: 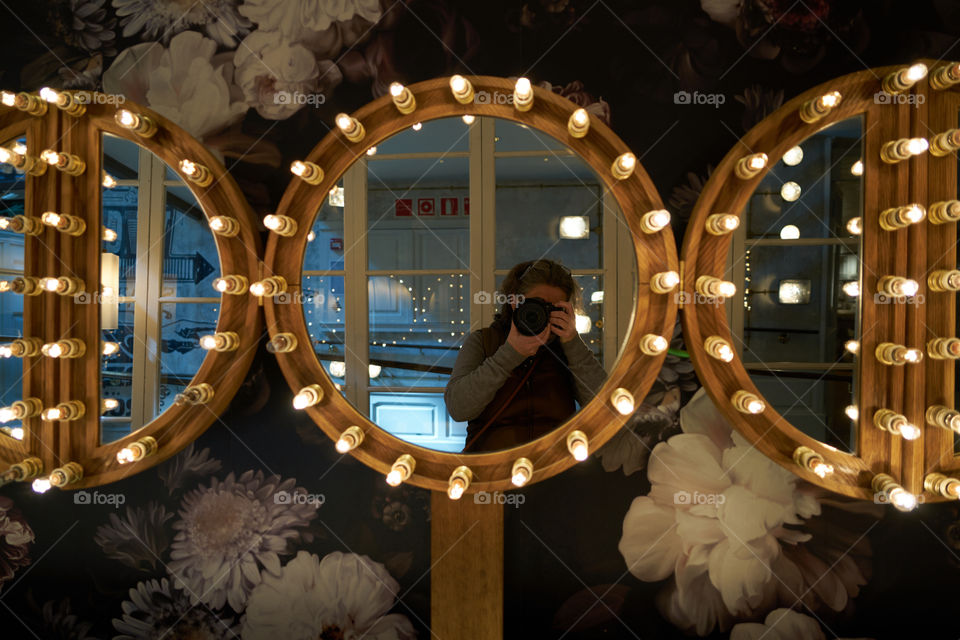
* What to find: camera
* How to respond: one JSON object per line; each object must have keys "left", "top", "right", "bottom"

{"left": 513, "top": 297, "right": 563, "bottom": 336}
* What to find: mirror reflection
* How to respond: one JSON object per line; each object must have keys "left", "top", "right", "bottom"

{"left": 728, "top": 116, "right": 863, "bottom": 452}
{"left": 303, "top": 117, "right": 636, "bottom": 452}
{"left": 99, "top": 134, "right": 221, "bottom": 443}
{"left": 0, "top": 135, "right": 27, "bottom": 443}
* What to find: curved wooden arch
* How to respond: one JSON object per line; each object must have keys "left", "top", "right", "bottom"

{"left": 264, "top": 76, "right": 678, "bottom": 493}
{"left": 682, "top": 60, "right": 960, "bottom": 501}
{"left": 0, "top": 93, "right": 262, "bottom": 488}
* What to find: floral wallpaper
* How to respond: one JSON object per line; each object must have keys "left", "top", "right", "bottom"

{"left": 2, "top": 1, "right": 960, "bottom": 638}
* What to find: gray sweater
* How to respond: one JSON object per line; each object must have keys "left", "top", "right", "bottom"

{"left": 444, "top": 330, "right": 609, "bottom": 422}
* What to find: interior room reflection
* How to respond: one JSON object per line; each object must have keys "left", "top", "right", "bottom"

{"left": 303, "top": 117, "right": 634, "bottom": 452}
{"left": 728, "top": 117, "right": 863, "bottom": 452}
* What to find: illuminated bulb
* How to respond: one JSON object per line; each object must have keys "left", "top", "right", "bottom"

{"left": 0, "top": 90, "right": 14, "bottom": 107}
{"left": 877, "top": 409, "right": 919, "bottom": 439}
{"left": 462, "top": 114, "right": 475, "bottom": 124}
{"left": 846, "top": 217, "right": 862, "bottom": 235}
{"left": 780, "top": 182, "right": 801, "bottom": 202}
{"left": 882, "top": 63, "right": 928, "bottom": 94}
{"left": 0, "top": 408, "right": 13, "bottom": 422}
{"left": 174, "top": 383, "right": 214, "bottom": 405}
{"left": 850, "top": 159, "right": 863, "bottom": 176}
{"left": 307, "top": 230, "right": 315, "bottom": 242}
{"left": 412, "top": 122, "right": 422, "bottom": 131}
{"left": 793, "top": 446, "right": 834, "bottom": 478}
{"left": 704, "top": 336, "right": 735, "bottom": 362}
{"left": 42, "top": 401, "right": 85, "bottom": 421}
{"left": 41, "top": 211, "right": 85, "bottom": 236}
{"left": 31, "top": 478, "right": 51, "bottom": 494}
{"left": 249, "top": 275, "right": 287, "bottom": 297}
{"left": 650, "top": 270, "right": 680, "bottom": 293}
{"left": 611, "top": 152, "right": 636, "bottom": 180}
{"left": 101, "top": 398, "right": 120, "bottom": 412}
{"left": 572, "top": 313, "right": 590, "bottom": 334}
{"left": 0, "top": 346, "right": 10, "bottom": 358}
{"left": 366, "top": 146, "right": 377, "bottom": 156}
{"left": 845, "top": 405, "right": 859, "bottom": 420}
{"left": 212, "top": 275, "right": 249, "bottom": 295}
{"left": 842, "top": 281, "right": 860, "bottom": 297}
{"left": 263, "top": 214, "right": 297, "bottom": 236}
{"left": 198, "top": 331, "right": 239, "bottom": 352}
{"left": 447, "top": 466, "right": 472, "bottom": 500}
{"left": 102, "top": 227, "right": 118, "bottom": 242}
{"left": 449, "top": 75, "right": 474, "bottom": 103}
{"left": 734, "top": 153, "right": 767, "bottom": 179}
{"left": 511, "top": 458, "right": 533, "bottom": 486}
{"left": 114, "top": 109, "right": 157, "bottom": 137}
{"left": 925, "top": 472, "right": 960, "bottom": 500}
{"left": 102, "top": 172, "right": 117, "bottom": 189}
{"left": 290, "top": 160, "right": 324, "bottom": 185}
{"left": 513, "top": 77, "right": 533, "bottom": 111}
{"left": 880, "top": 204, "right": 926, "bottom": 230}
{"left": 115, "top": 436, "right": 157, "bottom": 464}
{"left": 335, "top": 113, "right": 365, "bottom": 142}
{"left": 931, "top": 63, "right": 960, "bottom": 90}
{"left": 782, "top": 146, "right": 804, "bottom": 165}
{"left": 41, "top": 150, "right": 85, "bottom": 175}
{"left": 41, "top": 339, "right": 85, "bottom": 358}
{"left": 386, "top": 454, "right": 415, "bottom": 486}
{"left": 639, "top": 209, "right": 670, "bottom": 233}
{"left": 876, "top": 342, "right": 922, "bottom": 366}
{"left": 799, "top": 91, "right": 842, "bottom": 123}
{"left": 567, "top": 430, "right": 589, "bottom": 461}
{"left": 929, "top": 200, "right": 960, "bottom": 224}
{"left": 39, "top": 88, "right": 85, "bottom": 116}
{"left": 877, "top": 275, "right": 919, "bottom": 297}
{"left": 41, "top": 277, "right": 59, "bottom": 292}
{"left": 696, "top": 275, "right": 736, "bottom": 299}
{"left": 208, "top": 216, "right": 239, "bottom": 237}
{"left": 640, "top": 334, "right": 669, "bottom": 355}
{"left": 928, "top": 337, "right": 960, "bottom": 359}
{"left": 335, "top": 426, "right": 364, "bottom": 453}
{"left": 779, "top": 224, "right": 800, "bottom": 239}
{"left": 266, "top": 332, "right": 298, "bottom": 353}
{"left": 389, "top": 82, "right": 416, "bottom": 114}
{"left": 873, "top": 473, "right": 917, "bottom": 511}
{"left": 610, "top": 388, "right": 635, "bottom": 415}
{"left": 731, "top": 390, "right": 765, "bottom": 414}
{"left": 705, "top": 214, "right": 739, "bottom": 235}
{"left": 102, "top": 341, "right": 120, "bottom": 356}
{"left": 40, "top": 149, "right": 59, "bottom": 165}
{"left": 880, "top": 137, "right": 928, "bottom": 163}
{"left": 38, "top": 87, "right": 58, "bottom": 102}
{"left": 179, "top": 159, "right": 213, "bottom": 187}
{"left": 368, "top": 364, "right": 382, "bottom": 378}
{"left": 0, "top": 399, "right": 41, "bottom": 422}
{"left": 844, "top": 340, "right": 859, "bottom": 355}
{"left": 328, "top": 361, "right": 346, "bottom": 378}
{"left": 293, "top": 384, "right": 324, "bottom": 409}
{"left": 568, "top": 108, "right": 590, "bottom": 137}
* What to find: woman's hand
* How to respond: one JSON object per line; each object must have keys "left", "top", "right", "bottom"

{"left": 507, "top": 319, "right": 551, "bottom": 357}
{"left": 550, "top": 301, "right": 578, "bottom": 343}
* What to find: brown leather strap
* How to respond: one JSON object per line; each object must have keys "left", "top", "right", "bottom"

{"left": 463, "top": 350, "right": 542, "bottom": 451}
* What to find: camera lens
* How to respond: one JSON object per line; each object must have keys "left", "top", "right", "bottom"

{"left": 514, "top": 298, "right": 553, "bottom": 336}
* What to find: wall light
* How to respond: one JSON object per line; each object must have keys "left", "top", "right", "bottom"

{"left": 734, "top": 153, "right": 767, "bottom": 179}
{"left": 559, "top": 216, "right": 589, "bottom": 239}
{"left": 290, "top": 160, "right": 324, "bottom": 185}
{"left": 731, "top": 390, "right": 765, "bottom": 414}
{"left": 872, "top": 473, "right": 917, "bottom": 512}
{"left": 874, "top": 408, "right": 920, "bottom": 440}
{"left": 386, "top": 454, "right": 415, "bottom": 486}
{"left": 447, "top": 465, "right": 472, "bottom": 500}
{"left": 705, "top": 214, "right": 739, "bottom": 235}
{"left": 799, "top": 91, "right": 841, "bottom": 123}
{"left": 389, "top": 82, "right": 416, "bottom": 114}
{"left": 336, "top": 426, "right": 364, "bottom": 453}
{"left": 567, "top": 430, "right": 589, "bottom": 461}
{"left": 880, "top": 137, "right": 928, "bottom": 163}
{"left": 293, "top": 384, "right": 324, "bottom": 410}
{"left": 778, "top": 279, "right": 811, "bottom": 304}
{"left": 511, "top": 457, "right": 533, "bottom": 486}
{"left": 116, "top": 436, "right": 158, "bottom": 464}
{"left": 174, "top": 383, "right": 215, "bottom": 405}
{"left": 650, "top": 270, "right": 680, "bottom": 293}
{"left": 115, "top": 109, "right": 157, "bottom": 137}
{"left": 793, "top": 445, "right": 834, "bottom": 478}
{"left": 882, "top": 63, "right": 928, "bottom": 94}
{"left": 336, "top": 113, "right": 365, "bottom": 142}
{"left": 179, "top": 159, "right": 213, "bottom": 187}
{"left": 568, "top": 109, "right": 589, "bottom": 138}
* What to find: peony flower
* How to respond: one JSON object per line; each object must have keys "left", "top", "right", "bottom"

{"left": 94, "top": 501, "right": 173, "bottom": 572}
{"left": 112, "top": 0, "right": 251, "bottom": 47}
{"left": 167, "top": 470, "right": 320, "bottom": 612}
{"left": 55, "top": 0, "right": 117, "bottom": 55}
{"left": 242, "top": 550, "right": 416, "bottom": 640}
{"left": 238, "top": 0, "right": 381, "bottom": 45}
{"left": 113, "top": 577, "right": 240, "bottom": 639}
{"left": 618, "top": 388, "right": 872, "bottom": 636}
{"left": 234, "top": 30, "right": 333, "bottom": 120}
{"left": 0, "top": 495, "right": 34, "bottom": 594}
{"left": 103, "top": 31, "right": 248, "bottom": 141}
{"left": 731, "top": 608, "right": 874, "bottom": 640}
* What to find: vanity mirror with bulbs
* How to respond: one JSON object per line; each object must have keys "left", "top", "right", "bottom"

{"left": 0, "top": 91, "right": 261, "bottom": 489}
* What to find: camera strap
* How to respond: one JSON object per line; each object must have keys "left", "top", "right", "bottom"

{"left": 463, "top": 349, "right": 542, "bottom": 451}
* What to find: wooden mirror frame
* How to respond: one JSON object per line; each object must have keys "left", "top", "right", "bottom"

{"left": 264, "top": 75, "right": 678, "bottom": 493}
{"left": 0, "top": 93, "right": 262, "bottom": 488}
{"left": 682, "top": 60, "right": 960, "bottom": 502}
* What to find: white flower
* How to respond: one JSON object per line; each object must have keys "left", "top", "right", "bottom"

{"left": 700, "top": 0, "right": 740, "bottom": 27}
{"left": 103, "top": 31, "right": 248, "bottom": 140}
{"left": 238, "top": 0, "right": 381, "bottom": 45}
{"left": 234, "top": 30, "right": 331, "bottom": 120}
{"left": 112, "top": 0, "right": 251, "bottom": 47}
{"left": 242, "top": 550, "right": 416, "bottom": 640}
{"left": 618, "top": 388, "right": 867, "bottom": 636}
{"left": 113, "top": 577, "right": 240, "bottom": 639}
{"left": 167, "top": 470, "right": 319, "bottom": 612}
{"left": 730, "top": 608, "right": 874, "bottom": 640}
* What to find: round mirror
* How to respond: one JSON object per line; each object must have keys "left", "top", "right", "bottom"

{"left": 265, "top": 76, "right": 677, "bottom": 493}
{"left": 302, "top": 116, "right": 634, "bottom": 453}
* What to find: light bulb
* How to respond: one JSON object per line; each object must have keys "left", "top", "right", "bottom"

{"left": 292, "top": 384, "right": 323, "bottom": 410}
{"left": 41, "top": 277, "right": 59, "bottom": 292}
{"left": 114, "top": 109, "right": 156, "bottom": 137}
{"left": 800, "top": 91, "right": 842, "bottom": 123}
{"left": 335, "top": 113, "right": 365, "bottom": 141}
{"left": 907, "top": 138, "right": 928, "bottom": 155}
{"left": 368, "top": 364, "right": 382, "bottom": 378}
{"left": 0, "top": 91, "right": 14, "bottom": 107}
{"left": 844, "top": 340, "right": 859, "bottom": 354}
{"left": 335, "top": 426, "right": 364, "bottom": 453}
{"left": 611, "top": 152, "right": 636, "bottom": 180}
{"left": 846, "top": 217, "right": 862, "bottom": 235}
{"left": 0, "top": 408, "right": 13, "bottom": 422}
{"left": 845, "top": 405, "right": 859, "bottom": 420}
{"left": 780, "top": 182, "right": 801, "bottom": 202}
{"left": 116, "top": 448, "right": 136, "bottom": 464}
{"left": 731, "top": 390, "right": 765, "bottom": 414}
{"left": 41, "top": 211, "right": 60, "bottom": 226}
{"left": 449, "top": 75, "right": 474, "bottom": 103}
{"left": 462, "top": 114, "right": 475, "bottom": 124}
{"left": 447, "top": 466, "right": 472, "bottom": 500}
{"left": 388, "top": 82, "right": 416, "bottom": 114}
{"left": 704, "top": 336, "right": 735, "bottom": 362}
{"left": 779, "top": 224, "right": 800, "bottom": 239}
{"left": 386, "top": 454, "right": 415, "bottom": 486}
{"left": 511, "top": 458, "right": 533, "bottom": 487}
{"left": 705, "top": 214, "right": 739, "bottom": 235}
{"left": 513, "top": 77, "right": 533, "bottom": 111}
{"left": 43, "top": 408, "right": 62, "bottom": 420}
{"left": 567, "top": 430, "right": 589, "bottom": 461}
{"left": 611, "top": 388, "right": 634, "bottom": 415}
{"left": 900, "top": 423, "right": 921, "bottom": 440}
{"left": 412, "top": 122, "right": 422, "bottom": 131}
{"left": 263, "top": 214, "right": 297, "bottom": 236}
{"left": 881, "top": 137, "right": 929, "bottom": 163}
{"left": 850, "top": 159, "right": 863, "bottom": 176}
{"left": 782, "top": 146, "right": 803, "bottom": 165}
{"left": 102, "top": 398, "right": 119, "bottom": 411}
{"left": 639, "top": 209, "right": 670, "bottom": 233}
{"left": 793, "top": 446, "right": 834, "bottom": 478}
{"left": 883, "top": 63, "right": 928, "bottom": 94}
{"left": 200, "top": 335, "right": 218, "bottom": 350}
{"left": 102, "top": 227, "right": 118, "bottom": 242}
{"left": 735, "top": 153, "right": 767, "bottom": 179}
{"left": 102, "top": 341, "right": 120, "bottom": 356}
{"left": 650, "top": 270, "right": 680, "bottom": 293}
{"left": 328, "top": 361, "right": 346, "bottom": 378}
{"left": 208, "top": 216, "right": 238, "bottom": 237}
{"left": 366, "top": 146, "right": 377, "bottom": 156}
{"left": 179, "top": 159, "right": 212, "bottom": 186}
{"left": 640, "top": 334, "right": 668, "bottom": 355}
{"left": 102, "top": 172, "right": 117, "bottom": 189}
{"left": 574, "top": 313, "right": 592, "bottom": 334}
{"left": 842, "top": 281, "right": 860, "bottom": 297}
{"left": 568, "top": 108, "right": 590, "bottom": 137}
{"left": 31, "top": 478, "right": 51, "bottom": 494}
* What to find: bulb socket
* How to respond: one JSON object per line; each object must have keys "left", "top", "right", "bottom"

{"left": 930, "top": 129, "right": 960, "bottom": 157}
{"left": 267, "top": 332, "right": 298, "bottom": 353}
{"left": 263, "top": 214, "right": 298, "bottom": 236}
{"left": 386, "top": 454, "right": 416, "bottom": 486}
{"left": 928, "top": 337, "right": 960, "bottom": 359}
{"left": 650, "top": 270, "right": 679, "bottom": 294}
{"left": 704, "top": 335, "right": 735, "bottom": 362}
{"left": 116, "top": 436, "right": 158, "bottom": 464}
{"left": 929, "top": 270, "right": 960, "bottom": 292}
{"left": 49, "top": 461, "right": 83, "bottom": 487}
{"left": 734, "top": 153, "right": 767, "bottom": 179}
{"left": 449, "top": 75, "right": 474, "bottom": 104}
{"left": 447, "top": 465, "right": 473, "bottom": 499}
{"left": 212, "top": 275, "right": 249, "bottom": 295}
{"left": 799, "top": 91, "right": 841, "bottom": 123}
{"left": 114, "top": 110, "right": 157, "bottom": 137}
{"left": 6, "top": 457, "right": 42, "bottom": 482}
{"left": 511, "top": 457, "right": 533, "bottom": 486}
{"left": 335, "top": 425, "right": 364, "bottom": 453}
{"left": 566, "top": 430, "right": 589, "bottom": 460}
{"left": 15, "top": 92, "right": 47, "bottom": 116}
{"left": 175, "top": 383, "right": 215, "bottom": 406}
{"left": 882, "top": 64, "right": 928, "bottom": 94}
{"left": 8, "top": 215, "right": 43, "bottom": 235}
{"left": 336, "top": 113, "right": 365, "bottom": 142}
{"left": 731, "top": 389, "right": 765, "bottom": 414}
{"left": 931, "top": 63, "right": 960, "bottom": 90}
{"left": 879, "top": 204, "right": 926, "bottom": 230}
{"left": 705, "top": 213, "right": 740, "bottom": 235}
{"left": 611, "top": 153, "right": 636, "bottom": 180}
{"left": 290, "top": 160, "right": 324, "bottom": 185}
{"left": 8, "top": 338, "right": 42, "bottom": 358}
{"left": 199, "top": 331, "right": 239, "bottom": 352}
{"left": 249, "top": 275, "right": 287, "bottom": 297}
{"left": 293, "top": 384, "right": 324, "bottom": 410}
{"left": 208, "top": 216, "right": 240, "bottom": 237}
{"left": 929, "top": 200, "right": 960, "bottom": 224}
{"left": 924, "top": 472, "right": 960, "bottom": 499}
{"left": 876, "top": 342, "right": 922, "bottom": 365}
{"left": 180, "top": 160, "right": 213, "bottom": 187}
{"left": 927, "top": 405, "right": 960, "bottom": 433}
{"left": 880, "top": 138, "right": 928, "bottom": 164}
{"left": 567, "top": 109, "right": 590, "bottom": 138}
{"left": 389, "top": 83, "right": 416, "bottom": 114}
{"left": 45, "top": 400, "right": 85, "bottom": 421}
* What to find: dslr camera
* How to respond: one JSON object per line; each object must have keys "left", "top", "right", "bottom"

{"left": 513, "top": 297, "right": 563, "bottom": 336}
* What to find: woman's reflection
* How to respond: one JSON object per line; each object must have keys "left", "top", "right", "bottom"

{"left": 445, "top": 259, "right": 607, "bottom": 452}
